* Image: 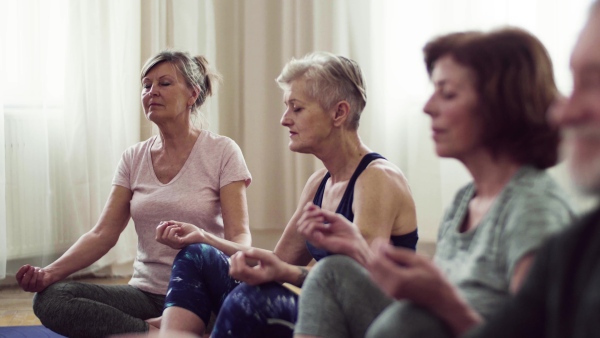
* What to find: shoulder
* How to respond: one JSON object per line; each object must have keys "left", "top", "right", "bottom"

{"left": 196, "top": 131, "right": 246, "bottom": 163}
{"left": 121, "top": 136, "right": 155, "bottom": 159}
{"left": 305, "top": 167, "right": 329, "bottom": 191}
{"left": 356, "top": 158, "right": 410, "bottom": 193}
{"left": 496, "top": 168, "right": 575, "bottom": 242}
{"left": 503, "top": 167, "right": 574, "bottom": 218}
{"left": 295, "top": 167, "right": 328, "bottom": 203}
{"left": 199, "top": 130, "right": 240, "bottom": 150}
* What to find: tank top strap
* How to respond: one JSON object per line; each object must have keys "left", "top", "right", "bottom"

{"left": 335, "top": 152, "right": 386, "bottom": 222}
{"left": 312, "top": 172, "right": 331, "bottom": 208}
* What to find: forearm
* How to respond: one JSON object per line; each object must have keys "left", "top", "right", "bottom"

{"left": 44, "top": 231, "right": 117, "bottom": 282}
{"left": 349, "top": 237, "right": 374, "bottom": 267}
{"left": 204, "top": 231, "right": 252, "bottom": 257}
{"left": 431, "top": 286, "right": 482, "bottom": 336}
{"left": 278, "top": 264, "right": 311, "bottom": 287}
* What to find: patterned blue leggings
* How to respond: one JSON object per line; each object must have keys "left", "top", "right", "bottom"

{"left": 211, "top": 282, "right": 299, "bottom": 338}
{"left": 164, "top": 243, "right": 240, "bottom": 325}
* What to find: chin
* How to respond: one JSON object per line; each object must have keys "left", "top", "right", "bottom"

{"left": 434, "top": 147, "right": 455, "bottom": 159}
{"left": 288, "top": 143, "right": 311, "bottom": 154}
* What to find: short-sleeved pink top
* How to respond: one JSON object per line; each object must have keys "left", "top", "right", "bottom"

{"left": 112, "top": 130, "right": 251, "bottom": 295}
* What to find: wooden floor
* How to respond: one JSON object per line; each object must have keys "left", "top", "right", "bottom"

{"left": 0, "top": 276, "right": 130, "bottom": 327}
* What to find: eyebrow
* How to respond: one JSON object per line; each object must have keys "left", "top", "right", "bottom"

{"left": 284, "top": 98, "right": 303, "bottom": 105}
{"left": 142, "top": 74, "right": 175, "bottom": 82}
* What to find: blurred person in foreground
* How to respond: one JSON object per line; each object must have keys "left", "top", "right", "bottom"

{"left": 366, "top": 2, "right": 600, "bottom": 337}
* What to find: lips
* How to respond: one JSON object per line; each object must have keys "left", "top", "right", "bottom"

{"left": 431, "top": 128, "right": 445, "bottom": 140}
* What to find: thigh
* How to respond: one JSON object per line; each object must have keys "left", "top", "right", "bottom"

{"left": 212, "top": 282, "right": 299, "bottom": 338}
{"left": 165, "top": 243, "right": 240, "bottom": 324}
{"left": 33, "top": 281, "right": 165, "bottom": 338}
{"left": 366, "top": 301, "right": 453, "bottom": 338}
{"left": 36, "top": 281, "right": 164, "bottom": 319}
{"left": 296, "top": 255, "right": 393, "bottom": 338}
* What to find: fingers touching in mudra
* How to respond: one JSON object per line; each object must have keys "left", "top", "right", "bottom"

{"left": 155, "top": 221, "right": 206, "bottom": 249}
{"left": 297, "top": 202, "right": 364, "bottom": 256}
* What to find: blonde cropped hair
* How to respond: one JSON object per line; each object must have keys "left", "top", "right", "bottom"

{"left": 276, "top": 52, "right": 367, "bottom": 130}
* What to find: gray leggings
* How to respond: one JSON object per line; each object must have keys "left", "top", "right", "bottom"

{"left": 33, "top": 281, "right": 165, "bottom": 338}
{"left": 296, "top": 255, "right": 453, "bottom": 338}
{"left": 295, "top": 255, "right": 394, "bottom": 338}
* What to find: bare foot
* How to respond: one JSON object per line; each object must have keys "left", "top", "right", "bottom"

{"left": 146, "top": 316, "right": 162, "bottom": 330}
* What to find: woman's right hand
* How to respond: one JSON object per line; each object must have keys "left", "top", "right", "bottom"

{"left": 15, "top": 264, "right": 56, "bottom": 293}
{"left": 155, "top": 221, "right": 205, "bottom": 249}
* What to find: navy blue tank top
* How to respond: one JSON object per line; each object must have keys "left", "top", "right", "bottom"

{"left": 307, "top": 153, "right": 418, "bottom": 261}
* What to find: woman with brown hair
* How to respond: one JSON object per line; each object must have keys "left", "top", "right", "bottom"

{"left": 294, "top": 28, "right": 575, "bottom": 338}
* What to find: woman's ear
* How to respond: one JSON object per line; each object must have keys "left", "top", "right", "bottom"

{"left": 332, "top": 101, "right": 351, "bottom": 127}
{"left": 188, "top": 85, "right": 201, "bottom": 108}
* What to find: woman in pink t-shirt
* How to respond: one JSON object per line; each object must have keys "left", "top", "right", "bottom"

{"left": 14, "top": 50, "right": 252, "bottom": 338}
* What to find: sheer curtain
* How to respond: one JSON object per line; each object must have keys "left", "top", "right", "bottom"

{"left": 0, "top": 0, "right": 141, "bottom": 280}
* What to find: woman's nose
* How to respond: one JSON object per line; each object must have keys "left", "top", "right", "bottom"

{"left": 423, "top": 96, "right": 436, "bottom": 117}
{"left": 148, "top": 84, "right": 159, "bottom": 96}
{"left": 280, "top": 110, "right": 291, "bottom": 126}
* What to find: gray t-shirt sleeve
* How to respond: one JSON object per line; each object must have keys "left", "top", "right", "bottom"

{"left": 502, "top": 191, "right": 574, "bottom": 280}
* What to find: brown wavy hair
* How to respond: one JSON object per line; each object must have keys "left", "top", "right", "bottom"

{"left": 423, "top": 28, "right": 560, "bottom": 169}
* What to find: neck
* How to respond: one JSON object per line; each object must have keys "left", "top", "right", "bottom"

{"left": 156, "top": 121, "right": 200, "bottom": 151}
{"left": 316, "top": 131, "right": 371, "bottom": 183}
{"left": 461, "top": 151, "right": 521, "bottom": 198}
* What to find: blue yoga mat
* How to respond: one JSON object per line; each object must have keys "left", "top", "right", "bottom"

{"left": 0, "top": 326, "right": 66, "bottom": 338}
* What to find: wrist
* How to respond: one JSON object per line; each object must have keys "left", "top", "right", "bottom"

{"left": 43, "top": 265, "right": 64, "bottom": 284}
{"left": 199, "top": 230, "right": 213, "bottom": 245}
{"left": 349, "top": 238, "right": 373, "bottom": 267}
{"left": 278, "top": 263, "right": 301, "bottom": 285}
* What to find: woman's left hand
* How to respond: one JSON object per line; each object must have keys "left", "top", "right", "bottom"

{"left": 229, "top": 248, "right": 292, "bottom": 285}
{"left": 155, "top": 221, "right": 205, "bottom": 249}
{"left": 297, "top": 202, "right": 371, "bottom": 264}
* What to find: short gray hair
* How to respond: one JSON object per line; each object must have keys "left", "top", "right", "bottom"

{"left": 276, "top": 52, "right": 367, "bottom": 130}
{"left": 141, "top": 50, "right": 221, "bottom": 115}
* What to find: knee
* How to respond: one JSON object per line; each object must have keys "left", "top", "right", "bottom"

{"left": 220, "top": 282, "right": 279, "bottom": 316}
{"left": 306, "top": 255, "right": 364, "bottom": 288}
{"left": 33, "top": 282, "right": 73, "bottom": 325}
{"left": 175, "top": 243, "right": 225, "bottom": 265}
{"left": 366, "top": 302, "right": 452, "bottom": 338}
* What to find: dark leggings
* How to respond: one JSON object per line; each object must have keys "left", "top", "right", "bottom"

{"left": 164, "top": 243, "right": 241, "bottom": 326}
{"left": 211, "top": 282, "right": 299, "bottom": 338}
{"left": 33, "top": 282, "right": 164, "bottom": 338}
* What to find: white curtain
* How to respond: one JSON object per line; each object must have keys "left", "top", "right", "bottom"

{"left": 0, "top": 0, "right": 141, "bottom": 280}
{"left": 0, "top": 25, "right": 5, "bottom": 278}
{"left": 61, "top": 0, "right": 141, "bottom": 275}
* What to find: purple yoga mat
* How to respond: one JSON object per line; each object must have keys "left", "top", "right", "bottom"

{"left": 0, "top": 325, "right": 66, "bottom": 338}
